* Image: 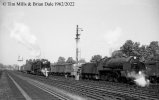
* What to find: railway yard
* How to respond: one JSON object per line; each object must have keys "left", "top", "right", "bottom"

{"left": 1, "top": 0, "right": 159, "bottom": 99}
{"left": 0, "top": 70, "right": 159, "bottom": 100}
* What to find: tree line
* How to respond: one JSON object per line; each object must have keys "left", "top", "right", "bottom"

{"left": 91, "top": 40, "right": 159, "bottom": 62}
{"left": 55, "top": 57, "right": 86, "bottom": 64}
{"left": 55, "top": 40, "right": 159, "bottom": 64}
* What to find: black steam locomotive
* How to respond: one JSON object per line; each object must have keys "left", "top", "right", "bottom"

{"left": 21, "top": 59, "right": 51, "bottom": 75}
{"left": 81, "top": 56, "right": 146, "bottom": 83}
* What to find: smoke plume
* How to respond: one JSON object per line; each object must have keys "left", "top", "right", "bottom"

{"left": 104, "top": 27, "right": 123, "bottom": 56}
{"left": 10, "top": 22, "right": 41, "bottom": 58}
{"left": 128, "top": 71, "right": 149, "bottom": 87}
{"left": 104, "top": 27, "right": 122, "bottom": 45}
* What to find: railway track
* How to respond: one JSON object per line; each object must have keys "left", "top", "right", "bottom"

{"left": 37, "top": 75, "right": 158, "bottom": 100}
{"left": 16, "top": 72, "right": 159, "bottom": 100}
{"left": 9, "top": 72, "right": 86, "bottom": 100}
{"left": 15, "top": 72, "right": 125, "bottom": 100}
{"left": 47, "top": 76, "right": 159, "bottom": 100}
{"left": 51, "top": 75, "right": 159, "bottom": 94}
{"left": 51, "top": 75, "right": 159, "bottom": 93}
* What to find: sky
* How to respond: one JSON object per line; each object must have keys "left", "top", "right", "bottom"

{"left": 0, "top": 0, "right": 159, "bottom": 65}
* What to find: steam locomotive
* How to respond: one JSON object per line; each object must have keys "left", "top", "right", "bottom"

{"left": 81, "top": 56, "right": 146, "bottom": 83}
{"left": 21, "top": 59, "right": 51, "bottom": 76}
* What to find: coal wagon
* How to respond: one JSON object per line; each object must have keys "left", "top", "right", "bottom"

{"left": 50, "top": 63, "right": 81, "bottom": 77}
{"left": 51, "top": 63, "right": 74, "bottom": 76}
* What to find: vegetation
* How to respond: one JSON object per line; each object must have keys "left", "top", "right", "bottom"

{"left": 57, "top": 56, "right": 66, "bottom": 64}
{"left": 90, "top": 55, "right": 102, "bottom": 62}
{"left": 66, "top": 57, "right": 76, "bottom": 64}
{"left": 120, "top": 40, "right": 159, "bottom": 61}
{"left": 90, "top": 40, "right": 159, "bottom": 62}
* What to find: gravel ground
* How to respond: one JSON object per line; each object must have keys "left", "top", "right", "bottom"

{"left": 0, "top": 71, "right": 16, "bottom": 100}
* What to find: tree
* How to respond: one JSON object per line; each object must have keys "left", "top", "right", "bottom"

{"left": 90, "top": 55, "right": 102, "bottom": 62}
{"left": 138, "top": 45, "right": 147, "bottom": 61}
{"left": 120, "top": 40, "right": 140, "bottom": 57}
{"left": 66, "top": 57, "right": 76, "bottom": 64}
{"left": 120, "top": 40, "right": 159, "bottom": 61}
{"left": 0, "top": 63, "right": 4, "bottom": 70}
{"left": 146, "top": 41, "right": 159, "bottom": 61}
{"left": 57, "top": 56, "right": 65, "bottom": 64}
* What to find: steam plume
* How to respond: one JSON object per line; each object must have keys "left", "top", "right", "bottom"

{"left": 10, "top": 22, "right": 41, "bottom": 58}
{"left": 104, "top": 27, "right": 123, "bottom": 56}
{"left": 104, "top": 27, "right": 122, "bottom": 45}
{"left": 128, "top": 71, "right": 149, "bottom": 87}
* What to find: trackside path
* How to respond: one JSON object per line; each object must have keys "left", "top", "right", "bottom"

{"left": 0, "top": 71, "right": 16, "bottom": 100}
{"left": 9, "top": 71, "right": 87, "bottom": 100}
{"left": 8, "top": 74, "right": 32, "bottom": 100}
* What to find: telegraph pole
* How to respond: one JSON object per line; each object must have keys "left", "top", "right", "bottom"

{"left": 75, "top": 25, "right": 83, "bottom": 64}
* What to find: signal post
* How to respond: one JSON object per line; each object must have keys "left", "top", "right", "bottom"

{"left": 75, "top": 25, "right": 83, "bottom": 80}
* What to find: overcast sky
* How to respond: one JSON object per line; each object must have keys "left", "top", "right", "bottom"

{"left": 0, "top": 0, "right": 159, "bottom": 65}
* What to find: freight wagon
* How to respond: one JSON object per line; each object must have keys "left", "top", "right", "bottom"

{"left": 50, "top": 63, "right": 81, "bottom": 77}
{"left": 21, "top": 62, "right": 32, "bottom": 73}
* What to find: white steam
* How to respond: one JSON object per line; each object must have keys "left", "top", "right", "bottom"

{"left": 104, "top": 27, "right": 123, "bottom": 56}
{"left": 128, "top": 71, "right": 149, "bottom": 87}
{"left": 10, "top": 22, "right": 41, "bottom": 58}
{"left": 104, "top": 27, "right": 122, "bottom": 45}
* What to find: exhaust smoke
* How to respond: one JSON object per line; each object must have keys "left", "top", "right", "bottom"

{"left": 10, "top": 22, "right": 41, "bottom": 58}
{"left": 128, "top": 71, "right": 149, "bottom": 87}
